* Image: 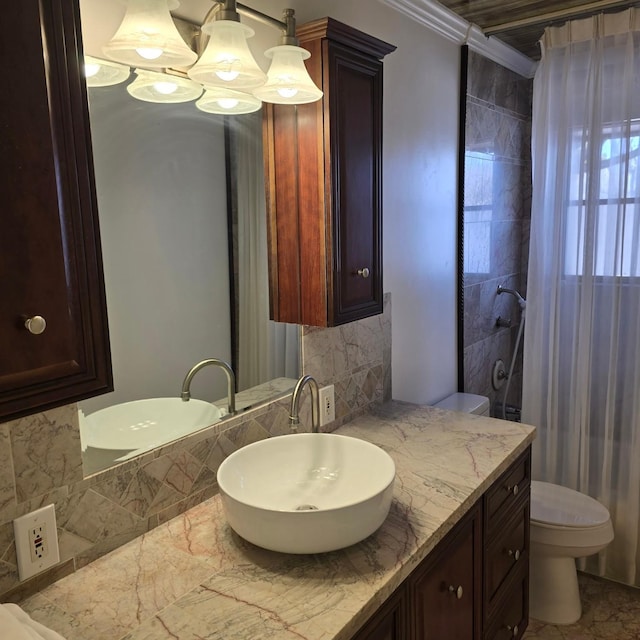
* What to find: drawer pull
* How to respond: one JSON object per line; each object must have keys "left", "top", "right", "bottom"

{"left": 448, "top": 585, "right": 463, "bottom": 600}
{"left": 506, "top": 483, "right": 519, "bottom": 496}
{"left": 24, "top": 315, "right": 47, "bottom": 335}
{"left": 357, "top": 268, "right": 370, "bottom": 278}
{"left": 507, "top": 549, "right": 521, "bottom": 561}
{"left": 506, "top": 623, "right": 519, "bottom": 637}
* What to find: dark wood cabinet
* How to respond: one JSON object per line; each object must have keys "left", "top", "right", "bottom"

{"left": 0, "top": 0, "right": 112, "bottom": 422}
{"left": 411, "top": 503, "right": 482, "bottom": 640}
{"left": 350, "top": 448, "right": 531, "bottom": 640}
{"left": 264, "top": 18, "right": 395, "bottom": 327}
{"left": 483, "top": 450, "right": 531, "bottom": 640}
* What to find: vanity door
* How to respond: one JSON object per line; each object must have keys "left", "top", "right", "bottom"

{"left": 0, "top": 0, "right": 112, "bottom": 421}
{"left": 411, "top": 503, "right": 482, "bottom": 639}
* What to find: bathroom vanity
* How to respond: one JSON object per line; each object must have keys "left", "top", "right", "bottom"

{"left": 20, "top": 402, "right": 535, "bottom": 640}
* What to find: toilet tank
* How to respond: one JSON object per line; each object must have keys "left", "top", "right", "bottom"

{"left": 434, "top": 393, "right": 490, "bottom": 416}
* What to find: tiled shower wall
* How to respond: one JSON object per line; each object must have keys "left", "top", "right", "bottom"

{"left": 462, "top": 50, "right": 532, "bottom": 416}
{"left": 0, "top": 295, "right": 391, "bottom": 603}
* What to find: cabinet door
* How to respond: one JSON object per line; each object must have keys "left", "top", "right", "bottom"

{"left": 327, "top": 41, "right": 384, "bottom": 325}
{"left": 412, "top": 505, "right": 482, "bottom": 640}
{"left": 351, "top": 584, "right": 408, "bottom": 640}
{"left": 0, "top": 0, "right": 112, "bottom": 421}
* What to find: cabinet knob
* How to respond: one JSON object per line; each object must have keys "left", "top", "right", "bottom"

{"left": 506, "top": 483, "right": 519, "bottom": 496}
{"left": 448, "top": 585, "right": 463, "bottom": 600}
{"left": 507, "top": 549, "right": 521, "bottom": 561}
{"left": 507, "top": 624, "right": 519, "bottom": 637}
{"left": 24, "top": 316, "right": 47, "bottom": 335}
{"left": 356, "top": 268, "right": 370, "bottom": 278}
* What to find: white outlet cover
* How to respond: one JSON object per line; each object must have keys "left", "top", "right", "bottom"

{"left": 319, "top": 384, "right": 336, "bottom": 426}
{"left": 13, "top": 504, "right": 60, "bottom": 581}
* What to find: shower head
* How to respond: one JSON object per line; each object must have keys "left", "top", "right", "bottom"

{"left": 497, "top": 285, "right": 526, "bottom": 310}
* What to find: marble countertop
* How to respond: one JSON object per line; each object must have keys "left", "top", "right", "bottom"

{"left": 21, "top": 401, "right": 535, "bottom": 640}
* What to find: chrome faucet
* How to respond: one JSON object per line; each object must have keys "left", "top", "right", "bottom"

{"left": 181, "top": 358, "right": 236, "bottom": 416}
{"left": 289, "top": 375, "right": 320, "bottom": 433}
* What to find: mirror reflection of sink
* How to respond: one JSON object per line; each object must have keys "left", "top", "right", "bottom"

{"left": 81, "top": 398, "right": 223, "bottom": 461}
{"left": 216, "top": 433, "right": 396, "bottom": 554}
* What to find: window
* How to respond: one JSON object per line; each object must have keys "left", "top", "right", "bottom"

{"left": 564, "top": 120, "right": 640, "bottom": 277}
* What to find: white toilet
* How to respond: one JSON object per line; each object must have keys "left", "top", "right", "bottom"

{"left": 433, "top": 393, "right": 615, "bottom": 626}
{"left": 529, "top": 480, "right": 614, "bottom": 624}
{"left": 433, "top": 392, "right": 490, "bottom": 416}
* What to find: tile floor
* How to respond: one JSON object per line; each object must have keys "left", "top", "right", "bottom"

{"left": 523, "top": 573, "right": 640, "bottom": 639}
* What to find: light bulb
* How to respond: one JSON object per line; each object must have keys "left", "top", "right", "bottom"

{"left": 85, "top": 63, "right": 100, "bottom": 78}
{"left": 127, "top": 69, "right": 202, "bottom": 103}
{"left": 153, "top": 81, "right": 178, "bottom": 95}
{"left": 277, "top": 87, "right": 298, "bottom": 99}
{"left": 136, "top": 47, "right": 164, "bottom": 60}
{"left": 215, "top": 70, "right": 240, "bottom": 82}
{"left": 218, "top": 98, "right": 240, "bottom": 109}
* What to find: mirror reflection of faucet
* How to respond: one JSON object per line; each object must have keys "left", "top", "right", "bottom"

{"left": 181, "top": 358, "right": 236, "bottom": 416}
{"left": 289, "top": 375, "right": 320, "bottom": 433}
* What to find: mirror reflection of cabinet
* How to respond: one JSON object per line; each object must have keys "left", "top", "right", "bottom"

{"left": 0, "top": 1, "right": 112, "bottom": 422}
{"left": 264, "top": 18, "right": 396, "bottom": 327}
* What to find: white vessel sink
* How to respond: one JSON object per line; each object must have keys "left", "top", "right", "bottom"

{"left": 81, "top": 398, "right": 222, "bottom": 458}
{"left": 216, "top": 433, "right": 395, "bottom": 554}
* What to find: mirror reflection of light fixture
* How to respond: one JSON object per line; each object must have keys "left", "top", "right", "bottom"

{"left": 103, "top": 0, "right": 197, "bottom": 68}
{"left": 84, "top": 56, "right": 131, "bottom": 87}
{"left": 196, "top": 88, "right": 261, "bottom": 115}
{"left": 254, "top": 45, "right": 323, "bottom": 105}
{"left": 126, "top": 69, "right": 203, "bottom": 103}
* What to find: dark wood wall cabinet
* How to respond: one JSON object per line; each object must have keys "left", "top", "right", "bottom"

{"left": 352, "top": 448, "right": 531, "bottom": 640}
{"left": 264, "top": 18, "right": 396, "bottom": 327}
{"left": 0, "top": 1, "right": 112, "bottom": 422}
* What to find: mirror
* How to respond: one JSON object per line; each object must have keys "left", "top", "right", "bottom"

{"left": 78, "top": 0, "right": 299, "bottom": 474}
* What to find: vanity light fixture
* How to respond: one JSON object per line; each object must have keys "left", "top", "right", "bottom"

{"left": 254, "top": 42, "right": 323, "bottom": 105}
{"left": 126, "top": 69, "right": 203, "bottom": 103}
{"left": 187, "top": 19, "right": 266, "bottom": 90}
{"left": 98, "top": 0, "right": 322, "bottom": 112}
{"left": 103, "top": 0, "right": 198, "bottom": 68}
{"left": 84, "top": 56, "right": 131, "bottom": 87}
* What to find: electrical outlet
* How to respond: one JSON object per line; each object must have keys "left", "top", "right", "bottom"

{"left": 13, "top": 504, "right": 60, "bottom": 581}
{"left": 318, "top": 384, "right": 335, "bottom": 426}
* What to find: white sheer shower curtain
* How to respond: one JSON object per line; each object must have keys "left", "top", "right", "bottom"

{"left": 234, "top": 113, "right": 299, "bottom": 390}
{"left": 523, "top": 9, "right": 640, "bottom": 586}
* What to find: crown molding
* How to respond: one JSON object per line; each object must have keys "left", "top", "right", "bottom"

{"left": 380, "top": 0, "right": 538, "bottom": 78}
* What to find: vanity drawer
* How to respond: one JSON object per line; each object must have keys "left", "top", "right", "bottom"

{"left": 484, "top": 497, "right": 529, "bottom": 615}
{"left": 485, "top": 449, "right": 530, "bottom": 531}
{"left": 483, "top": 565, "right": 528, "bottom": 640}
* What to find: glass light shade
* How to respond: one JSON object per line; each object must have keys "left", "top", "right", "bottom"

{"left": 84, "top": 56, "right": 130, "bottom": 87}
{"left": 253, "top": 45, "right": 323, "bottom": 105}
{"left": 126, "top": 69, "right": 203, "bottom": 103}
{"left": 196, "top": 88, "right": 262, "bottom": 115}
{"left": 103, "top": 0, "right": 197, "bottom": 68}
{"left": 187, "top": 21, "right": 266, "bottom": 90}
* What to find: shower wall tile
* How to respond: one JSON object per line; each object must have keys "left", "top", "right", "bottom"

{"left": 0, "top": 294, "right": 392, "bottom": 602}
{"left": 463, "top": 50, "right": 532, "bottom": 417}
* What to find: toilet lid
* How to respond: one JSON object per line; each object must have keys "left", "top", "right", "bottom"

{"left": 531, "top": 481, "right": 611, "bottom": 527}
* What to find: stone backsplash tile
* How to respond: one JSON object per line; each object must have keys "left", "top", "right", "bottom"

{"left": 0, "top": 294, "right": 392, "bottom": 601}
{"left": 10, "top": 405, "right": 83, "bottom": 503}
